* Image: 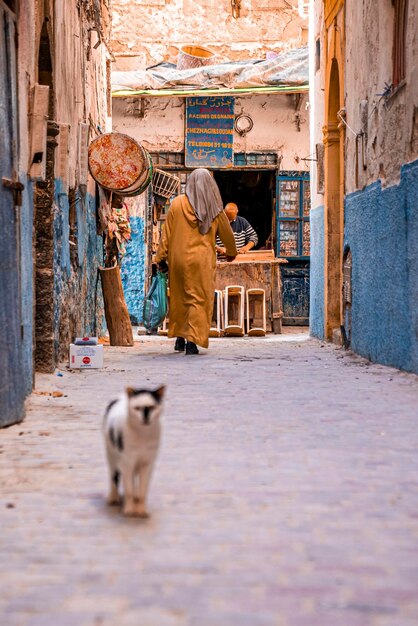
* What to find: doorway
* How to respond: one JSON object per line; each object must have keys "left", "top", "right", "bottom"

{"left": 214, "top": 170, "right": 276, "bottom": 250}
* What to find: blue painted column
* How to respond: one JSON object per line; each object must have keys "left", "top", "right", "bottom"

{"left": 121, "top": 194, "right": 147, "bottom": 324}
{"left": 309, "top": 205, "right": 325, "bottom": 338}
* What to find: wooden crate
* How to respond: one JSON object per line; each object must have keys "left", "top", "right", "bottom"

{"left": 224, "top": 286, "right": 245, "bottom": 337}
{"left": 209, "top": 290, "right": 224, "bottom": 337}
{"left": 246, "top": 288, "right": 266, "bottom": 336}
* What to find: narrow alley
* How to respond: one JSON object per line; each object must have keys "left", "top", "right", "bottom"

{"left": 1, "top": 335, "right": 417, "bottom": 626}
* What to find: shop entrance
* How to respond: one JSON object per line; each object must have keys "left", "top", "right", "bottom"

{"left": 213, "top": 169, "right": 276, "bottom": 251}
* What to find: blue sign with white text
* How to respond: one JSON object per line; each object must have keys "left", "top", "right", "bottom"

{"left": 185, "top": 96, "right": 235, "bottom": 168}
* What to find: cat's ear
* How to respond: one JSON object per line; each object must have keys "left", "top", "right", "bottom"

{"left": 153, "top": 385, "right": 166, "bottom": 403}
{"left": 126, "top": 387, "right": 135, "bottom": 397}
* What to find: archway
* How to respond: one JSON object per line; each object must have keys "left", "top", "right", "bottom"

{"left": 323, "top": 50, "right": 344, "bottom": 340}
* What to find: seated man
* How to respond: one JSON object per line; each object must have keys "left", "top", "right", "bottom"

{"left": 216, "top": 202, "right": 258, "bottom": 255}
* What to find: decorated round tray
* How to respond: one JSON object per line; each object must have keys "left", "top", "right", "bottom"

{"left": 88, "top": 132, "right": 147, "bottom": 191}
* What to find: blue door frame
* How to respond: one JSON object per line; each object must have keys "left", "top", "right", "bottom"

{"left": 276, "top": 172, "right": 310, "bottom": 325}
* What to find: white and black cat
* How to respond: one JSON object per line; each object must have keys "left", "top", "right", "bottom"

{"left": 103, "top": 386, "right": 165, "bottom": 518}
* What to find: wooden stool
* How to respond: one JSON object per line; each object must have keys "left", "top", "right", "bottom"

{"left": 209, "top": 290, "right": 223, "bottom": 337}
{"left": 246, "top": 288, "right": 266, "bottom": 336}
{"left": 224, "top": 285, "right": 245, "bottom": 337}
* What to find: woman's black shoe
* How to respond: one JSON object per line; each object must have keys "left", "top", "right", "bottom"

{"left": 174, "top": 337, "right": 186, "bottom": 351}
{"left": 185, "top": 341, "right": 199, "bottom": 355}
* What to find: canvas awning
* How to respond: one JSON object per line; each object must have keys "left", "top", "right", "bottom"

{"left": 112, "top": 46, "right": 309, "bottom": 98}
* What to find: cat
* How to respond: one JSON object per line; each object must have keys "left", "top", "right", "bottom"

{"left": 103, "top": 385, "right": 165, "bottom": 518}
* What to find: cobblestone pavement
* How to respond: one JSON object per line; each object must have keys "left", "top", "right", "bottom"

{"left": 1, "top": 332, "right": 418, "bottom": 626}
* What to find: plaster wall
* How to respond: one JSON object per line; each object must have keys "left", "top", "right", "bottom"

{"left": 308, "top": 0, "right": 326, "bottom": 338}
{"left": 111, "top": 0, "right": 308, "bottom": 70}
{"left": 308, "top": 0, "right": 325, "bottom": 211}
{"left": 344, "top": 0, "right": 418, "bottom": 192}
{"left": 112, "top": 93, "right": 310, "bottom": 171}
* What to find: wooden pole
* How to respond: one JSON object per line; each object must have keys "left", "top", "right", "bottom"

{"left": 99, "top": 265, "right": 134, "bottom": 347}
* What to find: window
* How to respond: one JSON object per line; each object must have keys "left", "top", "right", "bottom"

{"left": 393, "top": 0, "right": 408, "bottom": 86}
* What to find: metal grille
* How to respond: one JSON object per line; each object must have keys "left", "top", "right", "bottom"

{"left": 150, "top": 152, "right": 185, "bottom": 167}
{"left": 234, "top": 152, "right": 278, "bottom": 167}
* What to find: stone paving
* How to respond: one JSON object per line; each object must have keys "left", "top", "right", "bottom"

{"left": 1, "top": 332, "right": 418, "bottom": 626}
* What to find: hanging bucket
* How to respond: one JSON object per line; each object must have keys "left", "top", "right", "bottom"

{"left": 176, "top": 45, "right": 215, "bottom": 71}
{"left": 88, "top": 132, "right": 149, "bottom": 193}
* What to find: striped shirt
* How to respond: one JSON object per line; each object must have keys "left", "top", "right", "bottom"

{"left": 216, "top": 215, "right": 258, "bottom": 250}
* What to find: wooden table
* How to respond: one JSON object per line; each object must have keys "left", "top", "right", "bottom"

{"left": 215, "top": 251, "right": 287, "bottom": 334}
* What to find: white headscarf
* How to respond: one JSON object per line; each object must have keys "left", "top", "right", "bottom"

{"left": 185, "top": 168, "right": 224, "bottom": 235}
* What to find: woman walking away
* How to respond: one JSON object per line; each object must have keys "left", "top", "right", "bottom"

{"left": 155, "top": 168, "right": 237, "bottom": 355}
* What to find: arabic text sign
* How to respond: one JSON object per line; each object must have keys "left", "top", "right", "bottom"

{"left": 185, "top": 96, "right": 235, "bottom": 168}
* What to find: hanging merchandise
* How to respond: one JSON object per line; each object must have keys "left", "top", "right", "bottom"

{"left": 97, "top": 185, "right": 112, "bottom": 234}
{"left": 102, "top": 194, "right": 132, "bottom": 269}
{"left": 107, "top": 201, "right": 132, "bottom": 256}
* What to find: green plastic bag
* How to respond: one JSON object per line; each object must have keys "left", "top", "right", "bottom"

{"left": 142, "top": 270, "right": 168, "bottom": 330}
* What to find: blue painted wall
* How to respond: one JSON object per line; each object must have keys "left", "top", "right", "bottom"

{"left": 121, "top": 216, "right": 146, "bottom": 324}
{"left": 53, "top": 179, "right": 104, "bottom": 359}
{"left": 309, "top": 205, "right": 325, "bottom": 338}
{"left": 345, "top": 159, "right": 418, "bottom": 373}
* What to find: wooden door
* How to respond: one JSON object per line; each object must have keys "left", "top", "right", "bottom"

{"left": 0, "top": 1, "right": 25, "bottom": 426}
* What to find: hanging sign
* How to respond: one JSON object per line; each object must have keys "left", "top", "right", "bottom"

{"left": 185, "top": 96, "right": 234, "bottom": 168}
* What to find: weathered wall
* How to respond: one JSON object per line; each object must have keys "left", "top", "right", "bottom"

{"left": 111, "top": 0, "right": 308, "bottom": 70}
{"left": 112, "top": 93, "right": 310, "bottom": 171}
{"left": 345, "top": 0, "right": 418, "bottom": 192}
{"left": 343, "top": 0, "right": 418, "bottom": 373}
{"left": 309, "top": 0, "right": 418, "bottom": 372}
{"left": 2, "top": 0, "right": 111, "bottom": 423}
{"left": 33, "top": 0, "right": 111, "bottom": 370}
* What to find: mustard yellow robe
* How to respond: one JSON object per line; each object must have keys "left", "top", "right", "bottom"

{"left": 155, "top": 195, "right": 237, "bottom": 348}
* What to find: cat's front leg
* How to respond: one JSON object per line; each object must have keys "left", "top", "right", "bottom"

{"left": 122, "top": 468, "right": 136, "bottom": 517}
{"left": 134, "top": 464, "right": 153, "bottom": 518}
{"left": 107, "top": 468, "right": 121, "bottom": 506}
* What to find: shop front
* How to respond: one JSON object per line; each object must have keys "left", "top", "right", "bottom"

{"left": 112, "top": 52, "right": 311, "bottom": 330}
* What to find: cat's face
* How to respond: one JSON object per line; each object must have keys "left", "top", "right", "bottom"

{"left": 126, "top": 386, "right": 165, "bottom": 425}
